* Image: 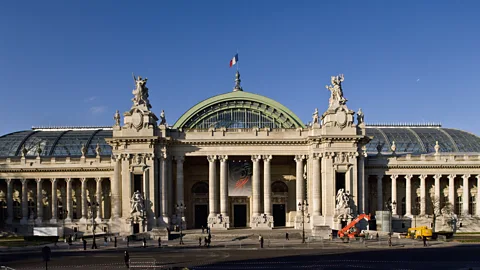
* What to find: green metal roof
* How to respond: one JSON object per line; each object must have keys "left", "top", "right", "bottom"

{"left": 172, "top": 91, "right": 306, "bottom": 129}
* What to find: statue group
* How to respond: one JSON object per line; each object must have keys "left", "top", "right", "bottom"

{"left": 335, "top": 188, "right": 350, "bottom": 211}
{"left": 130, "top": 190, "right": 145, "bottom": 216}
{"left": 325, "top": 74, "right": 347, "bottom": 108}
{"left": 132, "top": 74, "right": 151, "bottom": 110}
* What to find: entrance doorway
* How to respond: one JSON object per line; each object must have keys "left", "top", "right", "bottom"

{"left": 133, "top": 223, "right": 139, "bottom": 234}
{"left": 194, "top": 204, "right": 208, "bottom": 229}
{"left": 273, "top": 204, "right": 286, "bottom": 227}
{"left": 233, "top": 204, "right": 247, "bottom": 227}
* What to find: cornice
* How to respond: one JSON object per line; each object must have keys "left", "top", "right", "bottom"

{"left": 170, "top": 139, "right": 308, "bottom": 146}
{"left": 0, "top": 168, "right": 113, "bottom": 173}
{"left": 366, "top": 164, "right": 480, "bottom": 169}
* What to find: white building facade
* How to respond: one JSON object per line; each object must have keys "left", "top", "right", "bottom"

{"left": 0, "top": 73, "right": 479, "bottom": 236}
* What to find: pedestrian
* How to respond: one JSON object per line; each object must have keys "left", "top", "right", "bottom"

{"left": 74, "top": 232, "right": 77, "bottom": 242}
{"left": 143, "top": 237, "right": 147, "bottom": 248}
{"left": 423, "top": 236, "right": 427, "bottom": 247}
{"left": 285, "top": 232, "right": 289, "bottom": 241}
{"left": 201, "top": 226, "right": 204, "bottom": 234}
{"left": 199, "top": 237, "right": 202, "bottom": 246}
{"left": 124, "top": 250, "right": 130, "bottom": 269}
{"left": 388, "top": 235, "right": 392, "bottom": 247}
{"left": 82, "top": 238, "right": 87, "bottom": 251}
{"left": 158, "top": 237, "right": 161, "bottom": 247}
{"left": 114, "top": 236, "right": 117, "bottom": 248}
{"left": 104, "top": 236, "right": 108, "bottom": 247}
{"left": 376, "top": 233, "right": 379, "bottom": 240}
{"left": 204, "top": 236, "right": 208, "bottom": 247}
{"left": 259, "top": 235, "right": 264, "bottom": 248}
{"left": 126, "top": 236, "right": 130, "bottom": 248}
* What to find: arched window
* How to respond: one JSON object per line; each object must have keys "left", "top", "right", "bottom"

{"left": 192, "top": 182, "right": 209, "bottom": 194}
{"left": 272, "top": 181, "right": 288, "bottom": 193}
{"left": 401, "top": 197, "right": 406, "bottom": 216}
{"left": 455, "top": 196, "right": 462, "bottom": 215}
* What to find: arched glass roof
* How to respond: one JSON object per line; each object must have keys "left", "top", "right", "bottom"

{"left": 0, "top": 126, "right": 479, "bottom": 157}
{"left": 365, "top": 126, "right": 480, "bottom": 154}
{"left": 0, "top": 128, "right": 113, "bottom": 157}
{"left": 173, "top": 91, "right": 306, "bottom": 129}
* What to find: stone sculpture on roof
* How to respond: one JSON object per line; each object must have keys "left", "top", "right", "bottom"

{"left": 326, "top": 74, "right": 347, "bottom": 108}
{"left": 132, "top": 73, "right": 151, "bottom": 110}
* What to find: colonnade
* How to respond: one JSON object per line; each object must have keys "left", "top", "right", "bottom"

{"left": 203, "top": 155, "right": 312, "bottom": 220}
{"left": 372, "top": 174, "right": 480, "bottom": 216}
{"left": 0, "top": 177, "right": 111, "bottom": 225}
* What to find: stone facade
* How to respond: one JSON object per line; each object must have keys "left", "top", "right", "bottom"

{"left": 0, "top": 73, "right": 479, "bottom": 236}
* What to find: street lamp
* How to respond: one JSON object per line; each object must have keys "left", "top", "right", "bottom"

{"left": 298, "top": 201, "right": 308, "bottom": 244}
{"left": 60, "top": 208, "right": 68, "bottom": 240}
{"left": 88, "top": 202, "right": 99, "bottom": 249}
{"left": 176, "top": 203, "right": 186, "bottom": 245}
{"left": 385, "top": 200, "right": 396, "bottom": 235}
{"left": 413, "top": 203, "right": 420, "bottom": 228}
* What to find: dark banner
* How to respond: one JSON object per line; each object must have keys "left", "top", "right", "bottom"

{"left": 228, "top": 160, "right": 253, "bottom": 197}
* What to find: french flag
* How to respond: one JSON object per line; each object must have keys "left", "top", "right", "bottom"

{"left": 229, "top": 54, "right": 238, "bottom": 67}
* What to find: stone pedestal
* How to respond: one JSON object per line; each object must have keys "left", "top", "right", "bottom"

{"left": 49, "top": 218, "right": 58, "bottom": 224}
{"left": 250, "top": 214, "right": 273, "bottom": 229}
{"left": 208, "top": 215, "right": 229, "bottom": 230}
{"left": 312, "top": 226, "right": 332, "bottom": 240}
{"left": 294, "top": 214, "right": 311, "bottom": 230}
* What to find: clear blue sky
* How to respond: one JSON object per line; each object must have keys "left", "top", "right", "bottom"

{"left": 1, "top": 1, "right": 479, "bottom": 136}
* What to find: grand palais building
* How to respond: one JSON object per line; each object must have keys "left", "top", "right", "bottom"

{"left": 1, "top": 73, "right": 479, "bottom": 236}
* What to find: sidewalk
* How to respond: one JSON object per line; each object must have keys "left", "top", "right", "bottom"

{"left": 0, "top": 236, "right": 455, "bottom": 254}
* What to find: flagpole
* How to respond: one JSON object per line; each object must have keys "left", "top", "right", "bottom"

{"left": 236, "top": 48, "right": 239, "bottom": 72}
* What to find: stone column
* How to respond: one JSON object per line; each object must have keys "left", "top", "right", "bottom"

{"left": 207, "top": 155, "right": 217, "bottom": 217}
{"left": 405, "top": 174, "right": 412, "bottom": 216}
{"left": 476, "top": 175, "right": 480, "bottom": 217}
{"left": 158, "top": 154, "right": 167, "bottom": 223}
{"left": 377, "top": 175, "right": 383, "bottom": 211}
{"left": 65, "top": 178, "right": 72, "bottom": 221}
{"left": 36, "top": 178, "right": 43, "bottom": 223}
{"left": 6, "top": 179, "right": 13, "bottom": 224}
{"left": 111, "top": 157, "right": 121, "bottom": 219}
{"left": 462, "top": 174, "right": 470, "bottom": 215}
{"left": 219, "top": 155, "right": 228, "bottom": 216}
{"left": 312, "top": 154, "right": 321, "bottom": 216}
{"left": 295, "top": 155, "right": 305, "bottom": 208}
{"left": 263, "top": 155, "right": 272, "bottom": 216}
{"left": 448, "top": 174, "right": 455, "bottom": 207}
{"left": 251, "top": 155, "right": 261, "bottom": 217}
{"left": 358, "top": 153, "right": 366, "bottom": 214}
{"left": 434, "top": 175, "right": 441, "bottom": 213}
{"left": 20, "top": 178, "right": 28, "bottom": 224}
{"left": 176, "top": 156, "right": 186, "bottom": 228}
{"left": 80, "top": 178, "right": 87, "bottom": 222}
{"left": 96, "top": 177, "right": 102, "bottom": 222}
{"left": 419, "top": 174, "right": 426, "bottom": 216}
{"left": 176, "top": 156, "right": 185, "bottom": 206}
{"left": 50, "top": 178, "right": 58, "bottom": 223}
{"left": 390, "top": 175, "right": 397, "bottom": 215}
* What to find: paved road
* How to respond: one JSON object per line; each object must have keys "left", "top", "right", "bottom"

{"left": 2, "top": 240, "right": 480, "bottom": 269}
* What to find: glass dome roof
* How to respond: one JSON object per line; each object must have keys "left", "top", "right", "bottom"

{"left": 0, "top": 128, "right": 113, "bottom": 157}
{"left": 0, "top": 126, "right": 479, "bottom": 157}
{"left": 365, "top": 126, "right": 480, "bottom": 154}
